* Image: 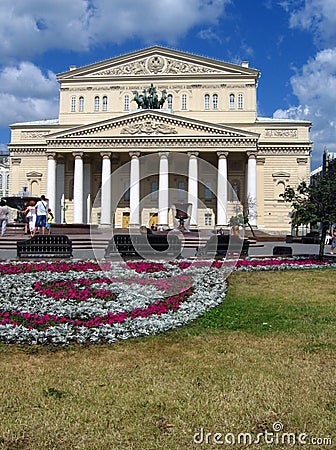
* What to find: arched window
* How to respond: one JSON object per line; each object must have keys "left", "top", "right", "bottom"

{"left": 213, "top": 94, "right": 218, "bottom": 110}
{"left": 204, "top": 94, "right": 210, "bottom": 110}
{"left": 79, "top": 96, "right": 84, "bottom": 112}
{"left": 238, "top": 93, "right": 243, "bottom": 109}
{"left": 181, "top": 94, "right": 187, "bottom": 110}
{"left": 0, "top": 174, "right": 2, "bottom": 191}
{"left": 102, "top": 96, "right": 108, "bottom": 111}
{"left": 275, "top": 181, "right": 286, "bottom": 200}
{"left": 71, "top": 96, "right": 76, "bottom": 112}
{"left": 124, "top": 95, "right": 130, "bottom": 111}
{"left": 167, "top": 94, "right": 173, "bottom": 109}
{"left": 229, "top": 94, "right": 235, "bottom": 109}
{"left": 6, "top": 174, "right": 9, "bottom": 194}
{"left": 94, "top": 96, "right": 100, "bottom": 111}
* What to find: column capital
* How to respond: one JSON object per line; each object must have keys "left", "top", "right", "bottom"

{"left": 73, "top": 152, "right": 83, "bottom": 160}
{"left": 158, "top": 151, "right": 169, "bottom": 158}
{"left": 188, "top": 151, "right": 199, "bottom": 158}
{"left": 217, "top": 151, "right": 229, "bottom": 159}
{"left": 47, "top": 152, "right": 57, "bottom": 160}
{"left": 129, "top": 151, "right": 140, "bottom": 159}
{"left": 100, "top": 151, "right": 111, "bottom": 159}
{"left": 247, "top": 151, "right": 257, "bottom": 159}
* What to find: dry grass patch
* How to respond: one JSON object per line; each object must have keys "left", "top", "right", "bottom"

{"left": 0, "top": 270, "right": 335, "bottom": 449}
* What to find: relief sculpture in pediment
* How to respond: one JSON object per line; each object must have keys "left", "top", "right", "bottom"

{"left": 121, "top": 120, "right": 177, "bottom": 135}
{"left": 92, "top": 56, "right": 220, "bottom": 77}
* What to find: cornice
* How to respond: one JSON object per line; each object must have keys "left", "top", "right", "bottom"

{"left": 9, "top": 147, "right": 47, "bottom": 156}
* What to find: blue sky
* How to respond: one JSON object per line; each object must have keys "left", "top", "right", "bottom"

{"left": 0, "top": 0, "right": 335, "bottom": 169}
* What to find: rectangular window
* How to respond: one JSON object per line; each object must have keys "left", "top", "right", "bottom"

{"left": 205, "top": 182, "right": 212, "bottom": 200}
{"left": 204, "top": 213, "right": 212, "bottom": 226}
{"left": 124, "top": 95, "right": 130, "bottom": 111}
{"left": 124, "top": 181, "right": 130, "bottom": 201}
{"left": 181, "top": 94, "right": 187, "bottom": 110}
{"left": 238, "top": 93, "right": 243, "bottom": 109}
{"left": 71, "top": 96, "right": 76, "bottom": 112}
{"left": 151, "top": 181, "right": 158, "bottom": 200}
{"left": 178, "top": 181, "right": 185, "bottom": 200}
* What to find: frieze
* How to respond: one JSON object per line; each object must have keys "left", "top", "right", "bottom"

{"left": 225, "top": 84, "right": 249, "bottom": 89}
{"left": 258, "top": 147, "right": 311, "bottom": 155}
{"left": 265, "top": 129, "right": 298, "bottom": 138}
{"left": 9, "top": 147, "right": 47, "bottom": 156}
{"left": 47, "top": 136, "right": 257, "bottom": 150}
{"left": 21, "top": 131, "right": 49, "bottom": 140}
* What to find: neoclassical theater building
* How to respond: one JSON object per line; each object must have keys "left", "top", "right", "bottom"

{"left": 8, "top": 46, "right": 312, "bottom": 232}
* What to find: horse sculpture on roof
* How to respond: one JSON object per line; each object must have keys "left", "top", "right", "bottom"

{"left": 132, "top": 85, "right": 167, "bottom": 109}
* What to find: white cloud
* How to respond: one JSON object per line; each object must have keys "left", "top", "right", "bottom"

{"left": 274, "top": 48, "right": 336, "bottom": 166}
{"left": 288, "top": 0, "right": 336, "bottom": 47}
{"left": 0, "top": 63, "right": 59, "bottom": 127}
{"left": 89, "top": 0, "right": 230, "bottom": 45}
{"left": 0, "top": 0, "right": 230, "bottom": 62}
{"left": 0, "top": 0, "right": 91, "bottom": 63}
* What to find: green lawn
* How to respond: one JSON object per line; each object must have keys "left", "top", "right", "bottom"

{"left": 0, "top": 270, "right": 335, "bottom": 449}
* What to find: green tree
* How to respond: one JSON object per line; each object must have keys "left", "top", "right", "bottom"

{"left": 282, "top": 172, "right": 336, "bottom": 259}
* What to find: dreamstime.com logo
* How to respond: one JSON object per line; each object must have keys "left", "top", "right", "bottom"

{"left": 193, "top": 422, "right": 333, "bottom": 446}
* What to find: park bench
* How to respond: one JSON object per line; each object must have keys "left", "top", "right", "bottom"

{"left": 272, "top": 245, "right": 293, "bottom": 256}
{"left": 104, "top": 233, "right": 182, "bottom": 259}
{"left": 197, "top": 234, "right": 249, "bottom": 258}
{"left": 17, "top": 234, "right": 73, "bottom": 258}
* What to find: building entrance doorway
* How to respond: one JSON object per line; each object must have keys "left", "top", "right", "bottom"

{"left": 148, "top": 213, "right": 158, "bottom": 229}
{"left": 122, "top": 212, "right": 130, "bottom": 228}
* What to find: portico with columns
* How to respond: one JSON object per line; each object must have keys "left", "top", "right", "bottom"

{"left": 8, "top": 46, "right": 312, "bottom": 233}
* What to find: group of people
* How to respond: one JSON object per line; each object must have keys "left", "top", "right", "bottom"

{"left": 23, "top": 195, "right": 53, "bottom": 237}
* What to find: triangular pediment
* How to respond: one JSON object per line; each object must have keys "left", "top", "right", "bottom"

{"left": 57, "top": 46, "right": 259, "bottom": 80}
{"left": 46, "top": 110, "right": 260, "bottom": 141}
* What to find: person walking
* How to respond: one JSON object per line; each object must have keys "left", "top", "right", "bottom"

{"left": 23, "top": 200, "right": 37, "bottom": 237}
{"left": 35, "top": 195, "right": 48, "bottom": 235}
{"left": 46, "top": 208, "right": 54, "bottom": 235}
{"left": 0, "top": 200, "right": 9, "bottom": 236}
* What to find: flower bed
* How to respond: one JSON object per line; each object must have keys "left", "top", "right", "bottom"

{"left": 0, "top": 260, "right": 228, "bottom": 345}
{"left": 0, "top": 257, "right": 335, "bottom": 346}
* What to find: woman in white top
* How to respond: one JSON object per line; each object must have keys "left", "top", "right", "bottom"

{"left": 23, "top": 200, "right": 37, "bottom": 237}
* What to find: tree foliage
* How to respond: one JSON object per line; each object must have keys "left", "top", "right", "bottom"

{"left": 282, "top": 172, "right": 336, "bottom": 258}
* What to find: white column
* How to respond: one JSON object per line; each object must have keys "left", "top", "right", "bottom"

{"left": 100, "top": 152, "right": 111, "bottom": 226}
{"left": 73, "top": 152, "right": 84, "bottom": 223}
{"left": 47, "top": 153, "right": 57, "bottom": 216}
{"left": 247, "top": 151, "right": 257, "bottom": 226}
{"left": 217, "top": 152, "right": 228, "bottom": 226}
{"left": 129, "top": 152, "right": 140, "bottom": 227}
{"left": 56, "top": 156, "right": 65, "bottom": 223}
{"left": 188, "top": 151, "right": 198, "bottom": 227}
{"left": 158, "top": 152, "right": 169, "bottom": 227}
{"left": 84, "top": 158, "right": 91, "bottom": 224}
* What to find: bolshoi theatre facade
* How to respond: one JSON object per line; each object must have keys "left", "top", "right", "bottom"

{"left": 8, "top": 46, "right": 312, "bottom": 232}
